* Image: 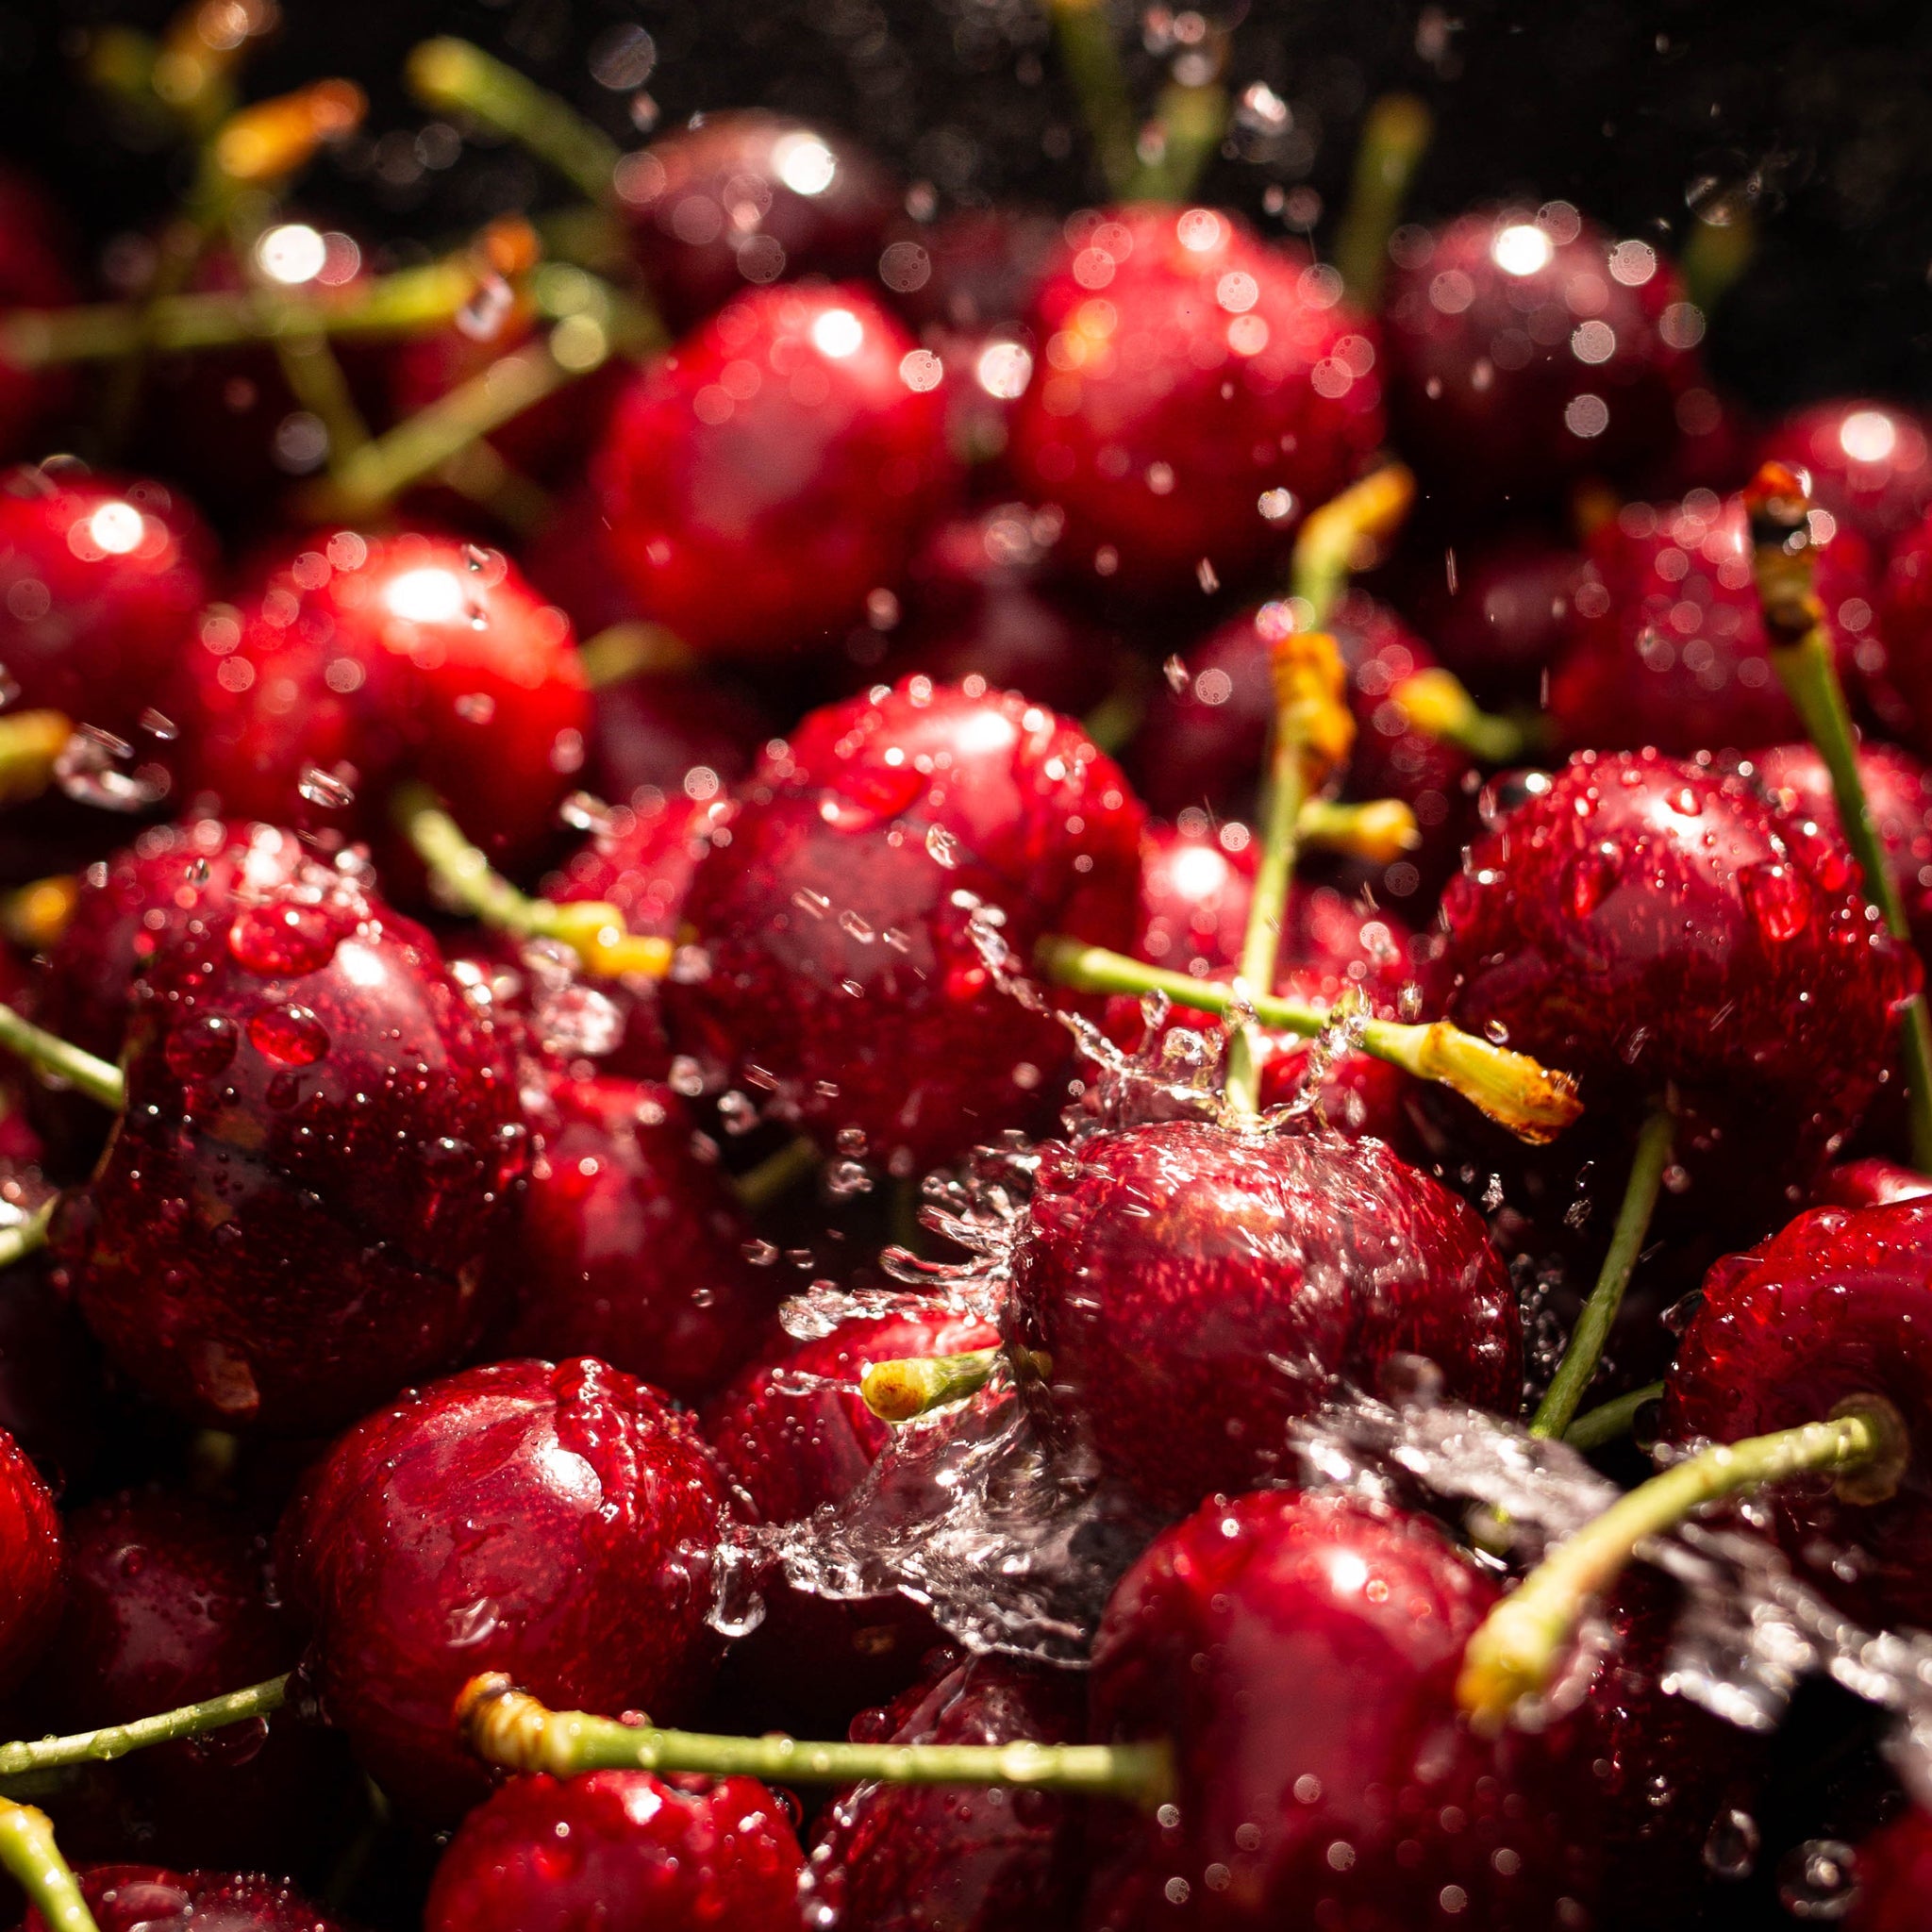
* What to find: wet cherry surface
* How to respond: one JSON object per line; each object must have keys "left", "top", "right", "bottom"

{"left": 21, "top": 1866, "right": 350, "bottom": 1932}
{"left": 0, "top": 1420, "right": 60, "bottom": 1693}
{"left": 1758, "top": 401, "right": 1932, "bottom": 553}
{"left": 1846, "top": 1807, "right": 1932, "bottom": 1932}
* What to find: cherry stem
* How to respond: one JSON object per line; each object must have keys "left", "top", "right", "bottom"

{"left": 0, "top": 1801, "right": 97, "bottom": 1932}
{"left": 576, "top": 622, "right": 695, "bottom": 691}
{"left": 860, "top": 1346, "right": 1002, "bottom": 1423}
{"left": 731, "top": 1135, "right": 822, "bottom": 1214}
{"left": 1457, "top": 1400, "right": 1904, "bottom": 1732}
{"left": 1045, "top": 0, "right": 1141, "bottom": 198}
{"left": 0, "top": 878, "right": 79, "bottom": 954}
{"left": 1390, "top": 668, "right": 1538, "bottom": 764}
{"left": 406, "top": 39, "right": 623, "bottom": 208}
{"left": 1680, "top": 209, "right": 1755, "bottom": 322}
{"left": 0, "top": 1199, "right": 56, "bottom": 1275}
{"left": 393, "top": 785, "right": 672, "bottom": 982}
{"left": 0, "top": 1005, "right": 123, "bottom": 1112}
{"left": 1333, "top": 94, "right": 1434, "bottom": 311}
{"left": 0, "top": 712, "right": 74, "bottom": 810}
{"left": 1530, "top": 1105, "right": 1674, "bottom": 1441}
{"left": 0, "top": 1674, "right": 288, "bottom": 1779}
{"left": 1038, "top": 936, "right": 1582, "bottom": 1142}
{"left": 1747, "top": 460, "right": 1932, "bottom": 1173}
{"left": 1563, "top": 1380, "right": 1664, "bottom": 1453}
{"left": 456, "top": 1674, "right": 1174, "bottom": 1806}
{"left": 1297, "top": 797, "right": 1420, "bottom": 863}
{"left": 1290, "top": 462, "right": 1417, "bottom": 629}
{"left": 1127, "top": 50, "right": 1230, "bottom": 205}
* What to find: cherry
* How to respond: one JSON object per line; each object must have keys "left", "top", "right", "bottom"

{"left": 1381, "top": 205, "right": 1701, "bottom": 505}
{"left": 1662, "top": 1196, "right": 1932, "bottom": 1628}
{"left": 1003, "top": 1118, "right": 1520, "bottom": 1512}
{"left": 1008, "top": 204, "right": 1382, "bottom": 600}
{"left": 663, "top": 679, "right": 1142, "bottom": 1171}
{"left": 425, "top": 1766, "right": 805, "bottom": 1932}
{"left": 275, "top": 1356, "right": 732, "bottom": 1821}
{"left": 1873, "top": 505, "right": 1932, "bottom": 759}
{"left": 1083, "top": 1489, "right": 1597, "bottom": 1929}
{"left": 0, "top": 466, "right": 214, "bottom": 741}
{"left": 53, "top": 860, "right": 526, "bottom": 1434}
{"left": 612, "top": 112, "right": 899, "bottom": 330}
{"left": 880, "top": 208, "right": 1059, "bottom": 340}
{"left": 801, "top": 1650, "right": 1086, "bottom": 1932}
{"left": 1847, "top": 1809, "right": 1932, "bottom": 1932}
{"left": 493, "top": 1072, "right": 777, "bottom": 1403}
{"left": 595, "top": 283, "right": 956, "bottom": 661}
{"left": 589, "top": 670, "right": 775, "bottom": 811}
{"left": 0, "top": 168, "right": 78, "bottom": 461}
{"left": 175, "top": 529, "right": 589, "bottom": 874}
{"left": 1758, "top": 401, "right": 1932, "bottom": 553}
{"left": 0, "top": 1422, "right": 59, "bottom": 1693}
{"left": 702, "top": 1306, "right": 999, "bottom": 1732}
{"left": 20, "top": 1867, "right": 350, "bottom": 1932}
{"left": 1547, "top": 491, "right": 1880, "bottom": 756}
{"left": 1397, "top": 528, "right": 1584, "bottom": 704}
{"left": 1814, "top": 1158, "right": 1932, "bottom": 1209}
{"left": 1429, "top": 749, "right": 1914, "bottom": 1188}
{"left": 31, "top": 1488, "right": 353, "bottom": 1874}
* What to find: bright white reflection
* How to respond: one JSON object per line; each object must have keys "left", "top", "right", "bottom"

{"left": 772, "top": 131, "right": 837, "bottom": 196}
{"left": 975, "top": 340, "right": 1033, "bottom": 400}
{"left": 1840, "top": 408, "right": 1900, "bottom": 464}
{"left": 256, "top": 223, "right": 327, "bottom": 286}
{"left": 383, "top": 567, "right": 466, "bottom": 625}
{"left": 1491, "top": 223, "right": 1554, "bottom": 276}
{"left": 87, "top": 502, "right": 144, "bottom": 555}
{"left": 809, "top": 307, "right": 864, "bottom": 359}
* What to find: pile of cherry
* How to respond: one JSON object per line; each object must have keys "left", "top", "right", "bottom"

{"left": 3, "top": 14, "right": 1932, "bottom": 1932}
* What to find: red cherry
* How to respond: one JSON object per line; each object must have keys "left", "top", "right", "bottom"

{"left": 1008, "top": 204, "right": 1382, "bottom": 598}
{"left": 53, "top": 863, "right": 526, "bottom": 1434}
{"left": 596, "top": 284, "right": 956, "bottom": 660}
{"left": 1548, "top": 491, "right": 1880, "bottom": 756}
{"left": 1430, "top": 749, "right": 1913, "bottom": 1186}
{"left": 802, "top": 1650, "right": 1085, "bottom": 1932}
{"left": 0, "top": 466, "right": 213, "bottom": 739}
{"left": 1004, "top": 1119, "right": 1520, "bottom": 1512}
{"left": 1662, "top": 1198, "right": 1932, "bottom": 1628}
{"left": 1847, "top": 1809, "right": 1932, "bottom": 1932}
{"left": 494, "top": 1073, "right": 777, "bottom": 1403}
{"left": 1084, "top": 1490, "right": 1598, "bottom": 1930}
{"left": 1397, "top": 529, "right": 1584, "bottom": 703}
{"left": 664, "top": 680, "right": 1142, "bottom": 1170}
{"left": 21, "top": 1867, "right": 349, "bottom": 1932}
{"left": 0, "top": 1422, "right": 59, "bottom": 1694}
{"left": 275, "top": 1356, "right": 732, "bottom": 1821}
{"left": 589, "top": 669, "right": 775, "bottom": 811}
{"left": 702, "top": 1307, "right": 999, "bottom": 1732}
{"left": 611, "top": 113, "right": 899, "bottom": 330}
{"left": 0, "top": 169, "right": 78, "bottom": 460}
{"left": 1813, "top": 1158, "right": 1932, "bottom": 1209}
{"left": 1382, "top": 208, "right": 1701, "bottom": 503}
{"left": 175, "top": 529, "right": 589, "bottom": 873}
{"left": 425, "top": 1767, "right": 804, "bottom": 1932}
{"left": 1872, "top": 506, "right": 1932, "bottom": 758}
{"left": 1758, "top": 401, "right": 1932, "bottom": 553}
{"left": 879, "top": 208, "right": 1059, "bottom": 339}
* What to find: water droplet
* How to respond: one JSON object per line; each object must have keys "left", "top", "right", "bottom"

{"left": 925, "top": 824, "right": 962, "bottom": 868}
{"left": 55, "top": 724, "right": 168, "bottom": 811}
{"left": 1740, "top": 862, "right": 1811, "bottom": 943}
{"left": 1562, "top": 848, "right": 1616, "bottom": 920}
{"left": 139, "top": 707, "right": 178, "bottom": 741}
{"left": 1776, "top": 1840, "right": 1857, "bottom": 1920}
{"left": 227, "top": 903, "right": 341, "bottom": 977}
{"left": 825, "top": 1158, "right": 874, "bottom": 1199}
{"left": 247, "top": 1004, "right": 328, "bottom": 1067}
{"left": 558, "top": 791, "right": 618, "bottom": 836}
{"left": 1703, "top": 1807, "right": 1759, "bottom": 1880}
{"left": 1163, "top": 655, "right": 1190, "bottom": 692}
{"left": 296, "top": 764, "right": 356, "bottom": 810}
{"left": 164, "top": 1012, "right": 239, "bottom": 1079}
{"left": 457, "top": 275, "right": 513, "bottom": 342}
{"left": 1484, "top": 1018, "right": 1510, "bottom": 1043}
{"left": 455, "top": 692, "right": 496, "bottom": 724}
{"left": 741, "top": 1240, "right": 779, "bottom": 1267}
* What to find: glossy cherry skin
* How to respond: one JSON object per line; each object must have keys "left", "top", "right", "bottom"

{"left": 1758, "top": 400, "right": 1932, "bottom": 553}
{"left": 1008, "top": 204, "right": 1381, "bottom": 600}
{"left": 596, "top": 283, "right": 955, "bottom": 661}
{"left": 1431, "top": 749, "right": 1914, "bottom": 1185}
{"left": 1814, "top": 1158, "right": 1932, "bottom": 1209}
{"left": 494, "top": 1073, "right": 777, "bottom": 1403}
{"left": 1397, "top": 529, "right": 1584, "bottom": 704}
{"left": 665, "top": 680, "right": 1142, "bottom": 1171}
{"left": 276, "top": 1357, "right": 732, "bottom": 1821}
{"left": 53, "top": 863, "right": 525, "bottom": 1434}
{"left": 802, "top": 1651, "right": 1085, "bottom": 1932}
{"left": 425, "top": 1767, "right": 804, "bottom": 1932}
{"left": 1548, "top": 491, "right": 1880, "bottom": 756}
{"left": 1083, "top": 1490, "right": 1598, "bottom": 1931}
{"left": 1848, "top": 1809, "right": 1932, "bottom": 1932}
{"left": 0, "top": 169, "right": 77, "bottom": 459}
{"left": 1663, "top": 1197, "right": 1932, "bottom": 1629}
{"left": 703, "top": 1307, "right": 999, "bottom": 1732}
{"left": 0, "top": 466, "right": 213, "bottom": 738}
{"left": 613, "top": 111, "right": 899, "bottom": 330}
{"left": 22, "top": 1867, "right": 351, "bottom": 1932}
{"left": 0, "top": 1422, "right": 59, "bottom": 1692}
{"left": 175, "top": 530, "right": 589, "bottom": 873}
{"left": 1004, "top": 1120, "right": 1520, "bottom": 1513}
{"left": 1382, "top": 208, "right": 1700, "bottom": 504}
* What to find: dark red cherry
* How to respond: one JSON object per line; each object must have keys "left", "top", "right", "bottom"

{"left": 425, "top": 1767, "right": 804, "bottom": 1932}
{"left": 596, "top": 283, "right": 955, "bottom": 661}
{"left": 0, "top": 466, "right": 213, "bottom": 739}
{"left": 0, "top": 169, "right": 78, "bottom": 459}
{"left": 0, "top": 1421, "right": 59, "bottom": 1692}
{"left": 612, "top": 112, "right": 898, "bottom": 330}
{"left": 1848, "top": 1809, "right": 1932, "bottom": 1932}
{"left": 1430, "top": 749, "right": 1913, "bottom": 1185}
{"left": 33, "top": 1489, "right": 352, "bottom": 1874}
{"left": 702, "top": 1306, "right": 999, "bottom": 1732}
{"left": 1663, "top": 1197, "right": 1932, "bottom": 1628}
{"left": 276, "top": 1356, "right": 732, "bottom": 1821}
{"left": 1872, "top": 506, "right": 1932, "bottom": 760}
{"left": 53, "top": 862, "right": 526, "bottom": 1434}
{"left": 22, "top": 1867, "right": 350, "bottom": 1932}
{"left": 1084, "top": 1490, "right": 1597, "bottom": 1930}
{"left": 1548, "top": 491, "right": 1880, "bottom": 756}
{"left": 1382, "top": 206, "right": 1701, "bottom": 504}
{"left": 1008, "top": 204, "right": 1382, "bottom": 600}
{"left": 664, "top": 680, "right": 1142, "bottom": 1170}
{"left": 589, "top": 669, "right": 775, "bottom": 811}
{"left": 1397, "top": 528, "right": 1584, "bottom": 703}
{"left": 1814, "top": 1158, "right": 1932, "bottom": 1209}
{"left": 1004, "top": 1119, "right": 1519, "bottom": 1512}
{"left": 802, "top": 1651, "right": 1085, "bottom": 1932}
{"left": 494, "top": 1073, "right": 776, "bottom": 1403}
{"left": 1758, "top": 401, "right": 1932, "bottom": 553}
{"left": 879, "top": 208, "right": 1059, "bottom": 340}
{"left": 175, "top": 529, "right": 589, "bottom": 873}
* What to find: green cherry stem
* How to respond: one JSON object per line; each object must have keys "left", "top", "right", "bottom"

{"left": 0, "top": 1675, "right": 288, "bottom": 1780}
{"left": 730, "top": 1135, "right": 822, "bottom": 1215}
{"left": 860, "top": 1347, "right": 1002, "bottom": 1423}
{"left": 1747, "top": 459, "right": 1932, "bottom": 1173}
{"left": 0, "top": 1801, "right": 97, "bottom": 1932}
{"left": 1529, "top": 1105, "right": 1674, "bottom": 1441}
{"left": 1045, "top": 0, "right": 1141, "bottom": 197}
{"left": 1457, "top": 1401, "right": 1905, "bottom": 1733}
{"left": 458, "top": 1674, "right": 1174, "bottom": 1806}
{"left": 0, "top": 1199, "right": 57, "bottom": 1275}
{"left": 1563, "top": 1381, "right": 1665, "bottom": 1454}
{"left": 1332, "top": 94, "right": 1434, "bottom": 312}
{"left": 1126, "top": 45, "right": 1230, "bottom": 205}
{"left": 0, "top": 1005, "right": 124, "bottom": 1112}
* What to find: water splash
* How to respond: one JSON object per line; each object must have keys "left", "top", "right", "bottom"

{"left": 55, "top": 724, "right": 169, "bottom": 811}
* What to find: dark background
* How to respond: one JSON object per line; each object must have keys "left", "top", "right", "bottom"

{"left": 1, "top": 0, "right": 1930, "bottom": 408}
